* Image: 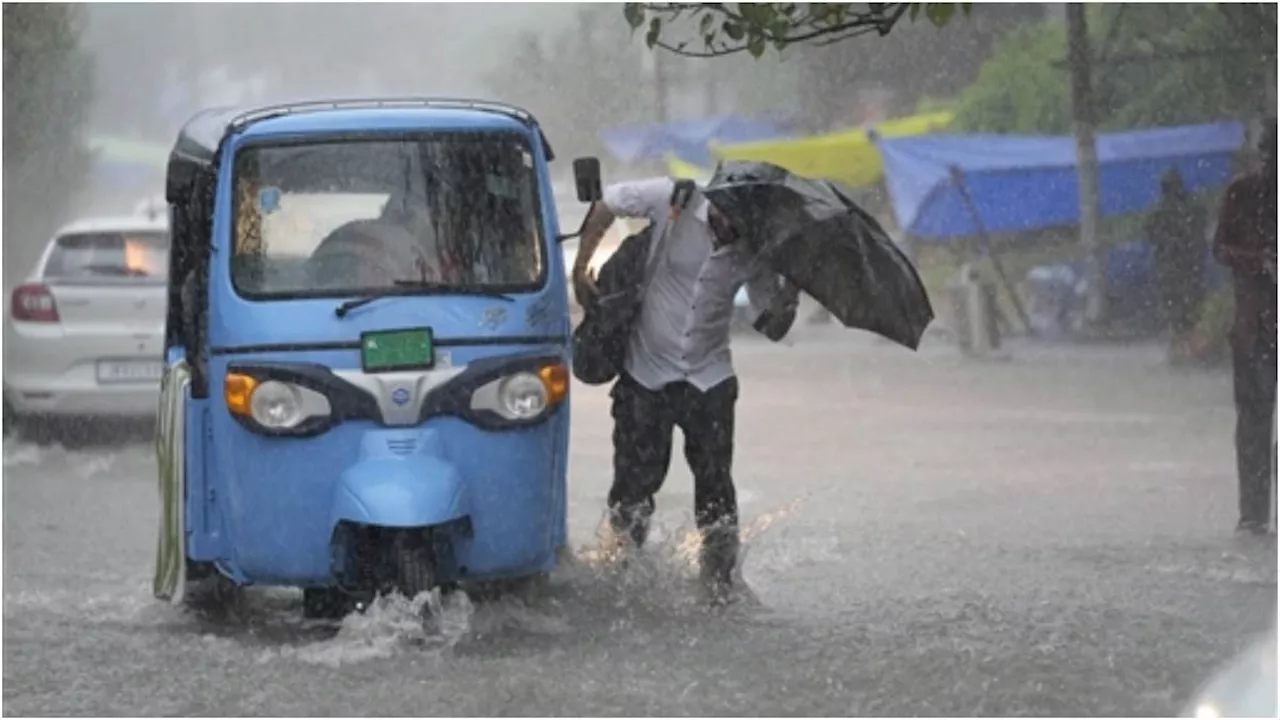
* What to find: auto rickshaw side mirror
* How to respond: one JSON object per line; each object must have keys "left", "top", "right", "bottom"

{"left": 572, "top": 157, "right": 603, "bottom": 203}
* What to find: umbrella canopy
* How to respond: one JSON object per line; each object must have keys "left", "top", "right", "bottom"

{"left": 704, "top": 160, "right": 934, "bottom": 350}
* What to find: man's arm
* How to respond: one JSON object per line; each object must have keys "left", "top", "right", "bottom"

{"left": 744, "top": 269, "right": 800, "bottom": 342}
{"left": 573, "top": 202, "right": 616, "bottom": 279}
{"left": 572, "top": 178, "right": 675, "bottom": 302}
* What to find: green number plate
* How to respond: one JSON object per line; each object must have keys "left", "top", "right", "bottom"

{"left": 360, "top": 328, "right": 435, "bottom": 373}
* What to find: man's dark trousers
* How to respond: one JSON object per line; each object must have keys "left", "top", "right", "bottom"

{"left": 1234, "top": 320, "right": 1277, "bottom": 529}
{"left": 607, "top": 373, "right": 739, "bottom": 578}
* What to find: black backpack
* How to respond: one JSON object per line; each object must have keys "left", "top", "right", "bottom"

{"left": 571, "top": 225, "right": 656, "bottom": 385}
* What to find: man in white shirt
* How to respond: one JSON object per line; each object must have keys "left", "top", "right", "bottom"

{"left": 573, "top": 177, "right": 798, "bottom": 603}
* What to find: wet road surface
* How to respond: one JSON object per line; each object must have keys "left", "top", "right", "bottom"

{"left": 4, "top": 328, "right": 1276, "bottom": 716}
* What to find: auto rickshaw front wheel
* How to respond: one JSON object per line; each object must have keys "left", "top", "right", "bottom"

{"left": 393, "top": 533, "right": 436, "bottom": 610}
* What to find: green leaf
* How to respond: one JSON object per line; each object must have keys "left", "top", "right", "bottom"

{"left": 723, "top": 19, "right": 745, "bottom": 41}
{"left": 746, "top": 32, "right": 766, "bottom": 57}
{"left": 699, "top": 12, "right": 714, "bottom": 35}
{"left": 909, "top": 3, "right": 923, "bottom": 21}
{"left": 925, "top": 3, "right": 957, "bottom": 27}
{"left": 623, "top": 2, "right": 645, "bottom": 30}
{"left": 645, "top": 16, "right": 662, "bottom": 48}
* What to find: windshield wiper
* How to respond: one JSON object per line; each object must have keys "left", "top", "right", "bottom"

{"left": 334, "top": 281, "right": 515, "bottom": 318}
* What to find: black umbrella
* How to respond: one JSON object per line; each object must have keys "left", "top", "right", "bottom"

{"left": 703, "top": 160, "right": 935, "bottom": 350}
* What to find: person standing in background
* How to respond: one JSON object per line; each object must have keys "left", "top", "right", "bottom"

{"left": 1147, "top": 169, "right": 1208, "bottom": 363}
{"left": 1212, "top": 122, "right": 1278, "bottom": 535}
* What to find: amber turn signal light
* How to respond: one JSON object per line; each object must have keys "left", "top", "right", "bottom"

{"left": 224, "top": 373, "right": 258, "bottom": 417}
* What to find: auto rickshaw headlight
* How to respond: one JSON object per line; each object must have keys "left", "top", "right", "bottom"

{"left": 250, "top": 380, "right": 306, "bottom": 429}
{"left": 225, "top": 373, "right": 333, "bottom": 432}
{"left": 468, "top": 361, "right": 569, "bottom": 424}
{"left": 497, "top": 372, "right": 549, "bottom": 420}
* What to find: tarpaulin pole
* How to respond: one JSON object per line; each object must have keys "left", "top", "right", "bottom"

{"left": 1067, "top": 3, "right": 1107, "bottom": 326}
{"left": 948, "top": 166, "right": 1034, "bottom": 336}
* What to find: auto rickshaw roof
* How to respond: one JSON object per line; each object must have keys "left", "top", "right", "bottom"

{"left": 167, "top": 98, "right": 554, "bottom": 182}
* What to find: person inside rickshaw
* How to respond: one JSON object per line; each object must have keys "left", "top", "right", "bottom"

{"left": 306, "top": 218, "right": 434, "bottom": 290}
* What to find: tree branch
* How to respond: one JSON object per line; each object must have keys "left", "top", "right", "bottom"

{"left": 625, "top": 2, "right": 940, "bottom": 58}
{"left": 654, "top": 39, "right": 746, "bottom": 58}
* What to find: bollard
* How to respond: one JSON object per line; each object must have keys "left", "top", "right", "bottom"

{"left": 949, "top": 264, "right": 1002, "bottom": 357}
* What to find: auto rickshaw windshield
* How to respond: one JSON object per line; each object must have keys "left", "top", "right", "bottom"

{"left": 229, "top": 132, "right": 546, "bottom": 299}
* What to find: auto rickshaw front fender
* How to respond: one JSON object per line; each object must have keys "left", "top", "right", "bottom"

{"left": 330, "top": 430, "right": 469, "bottom": 529}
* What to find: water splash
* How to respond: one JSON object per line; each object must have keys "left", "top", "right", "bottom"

{"left": 273, "top": 590, "right": 474, "bottom": 667}
{"left": 3, "top": 438, "right": 48, "bottom": 467}
{"left": 3, "top": 438, "right": 123, "bottom": 474}
{"left": 6, "top": 497, "right": 827, "bottom": 671}
{"left": 73, "top": 452, "right": 118, "bottom": 479}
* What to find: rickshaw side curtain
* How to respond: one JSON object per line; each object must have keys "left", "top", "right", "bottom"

{"left": 875, "top": 120, "right": 1246, "bottom": 242}
{"left": 710, "top": 111, "right": 954, "bottom": 191}
{"left": 154, "top": 360, "right": 190, "bottom": 603}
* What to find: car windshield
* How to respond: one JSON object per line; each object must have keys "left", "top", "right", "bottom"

{"left": 43, "top": 231, "right": 170, "bottom": 281}
{"left": 230, "top": 134, "right": 545, "bottom": 298}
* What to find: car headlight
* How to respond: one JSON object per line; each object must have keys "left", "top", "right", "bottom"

{"left": 470, "top": 362, "right": 569, "bottom": 423}
{"left": 225, "top": 373, "right": 332, "bottom": 432}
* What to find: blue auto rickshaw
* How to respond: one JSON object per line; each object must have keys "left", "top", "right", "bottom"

{"left": 154, "top": 98, "right": 603, "bottom": 620}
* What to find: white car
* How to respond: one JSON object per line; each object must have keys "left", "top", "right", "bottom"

{"left": 1182, "top": 625, "right": 1277, "bottom": 717}
{"left": 4, "top": 213, "right": 169, "bottom": 443}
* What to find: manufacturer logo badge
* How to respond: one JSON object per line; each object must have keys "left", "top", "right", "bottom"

{"left": 479, "top": 307, "right": 507, "bottom": 330}
{"left": 391, "top": 387, "right": 411, "bottom": 406}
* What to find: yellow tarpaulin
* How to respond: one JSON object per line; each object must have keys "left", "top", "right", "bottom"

{"left": 710, "top": 111, "right": 953, "bottom": 190}
{"left": 665, "top": 154, "right": 713, "bottom": 183}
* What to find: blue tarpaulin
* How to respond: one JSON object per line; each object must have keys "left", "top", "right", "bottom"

{"left": 876, "top": 121, "right": 1246, "bottom": 241}
{"left": 600, "top": 115, "right": 786, "bottom": 166}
